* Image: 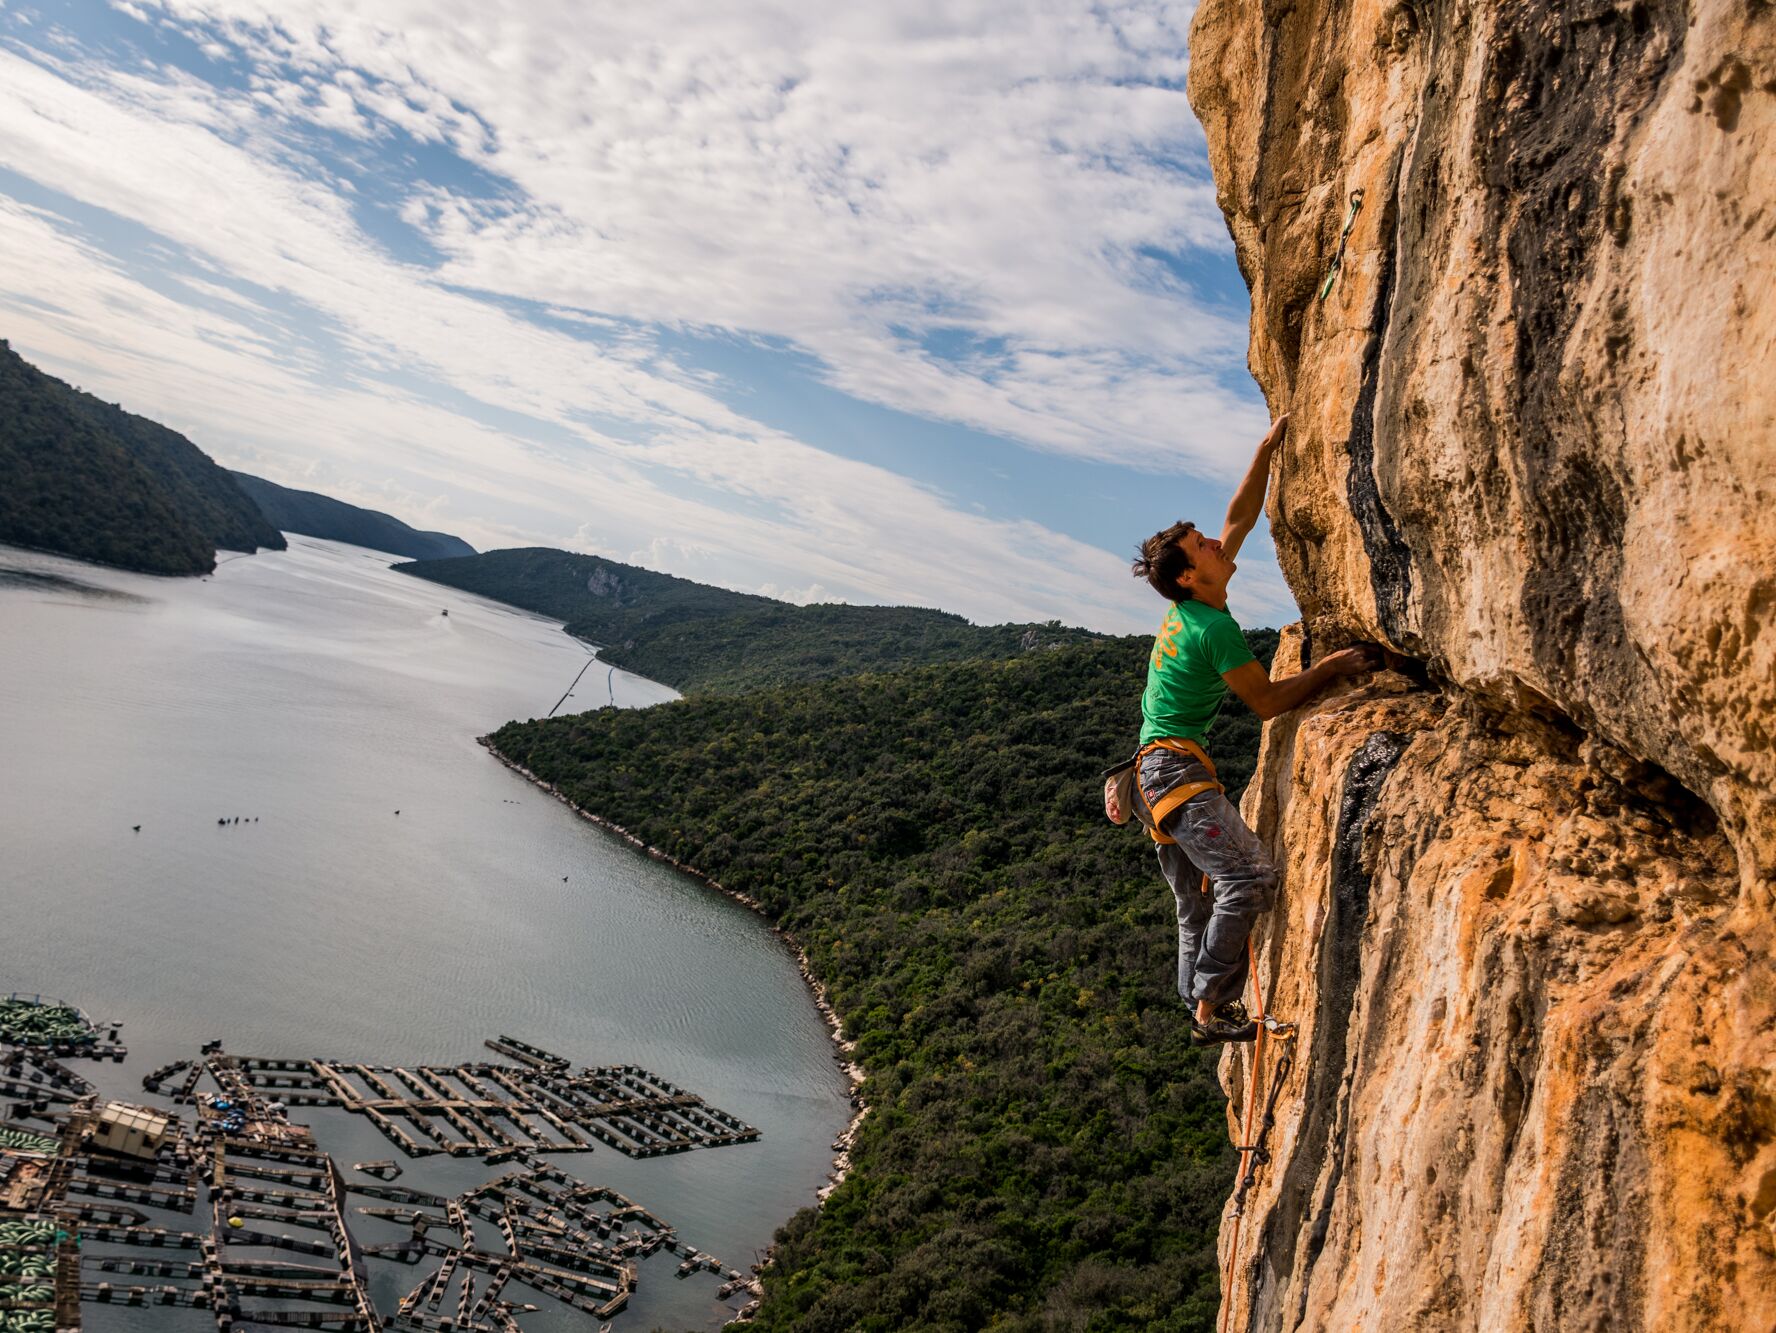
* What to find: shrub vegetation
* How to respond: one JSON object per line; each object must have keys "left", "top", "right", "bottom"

{"left": 488, "top": 627, "right": 1277, "bottom": 1331}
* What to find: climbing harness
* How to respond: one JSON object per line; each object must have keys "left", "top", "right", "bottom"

{"left": 1134, "top": 738, "right": 1222, "bottom": 844}
{"left": 1316, "top": 188, "right": 1365, "bottom": 301}
{"left": 1102, "top": 737, "right": 1223, "bottom": 845}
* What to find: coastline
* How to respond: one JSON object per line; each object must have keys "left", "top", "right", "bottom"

{"left": 477, "top": 737, "right": 869, "bottom": 1206}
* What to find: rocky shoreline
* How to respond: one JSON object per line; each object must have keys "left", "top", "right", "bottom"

{"left": 477, "top": 737, "right": 870, "bottom": 1204}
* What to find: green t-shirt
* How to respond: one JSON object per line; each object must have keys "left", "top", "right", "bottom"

{"left": 1139, "top": 599, "right": 1256, "bottom": 745}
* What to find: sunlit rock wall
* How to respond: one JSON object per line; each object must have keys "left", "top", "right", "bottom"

{"left": 1186, "top": 0, "right": 1775, "bottom": 1326}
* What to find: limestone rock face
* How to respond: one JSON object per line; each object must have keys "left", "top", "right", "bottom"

{"left": 1228, "top": 653, "right": 1768, "bottom": 1330}
{"left": 1185, "top": 0, "right": 1776, "bottom": 1327}
{"left": 1188, "top": 0, "right": 1775, "bottom": 886}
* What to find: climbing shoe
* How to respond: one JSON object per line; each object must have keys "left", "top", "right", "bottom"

{"left": 1189, "top": 1003, "right": 1258, "bottom": 1046}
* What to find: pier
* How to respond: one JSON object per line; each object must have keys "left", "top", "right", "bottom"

{"left": 3, "top": 1021, "right": 756, "bottom": 1333}
{"left": 224, "top": 1039, "right": 759, "bottom": 1162}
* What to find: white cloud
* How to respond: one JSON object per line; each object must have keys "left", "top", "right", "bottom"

{"left": 64, "top": 0, "right": 1261, "bottom": 470}
{"left": 0, "top": 189, "right": 1204, "bottom": 633}
{"left": 0, "top": 2, "right": 1299, "bottom": 635}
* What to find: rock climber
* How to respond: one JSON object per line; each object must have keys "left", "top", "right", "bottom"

{"left": 1131, "top": 413, "right": 1376, "bottom": 1045}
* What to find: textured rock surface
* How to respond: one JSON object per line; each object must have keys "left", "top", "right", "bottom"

{"left": 1226, "top": 647, "right": 1769, "bottom": 1330}
{"left": 1188, "top": 0, "right": 1775, "bottom": 887}
{"left": 1186, "top": 0, "right": 1775, "bottom": 1327}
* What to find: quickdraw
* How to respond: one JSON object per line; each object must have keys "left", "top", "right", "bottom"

{"left": 1316, "top": 188, "right": 1365, "bottom": 301}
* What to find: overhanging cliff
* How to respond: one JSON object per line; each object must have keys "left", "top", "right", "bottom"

{"left": 1186, "top": 0, "right": 1774, "bottom": 1327}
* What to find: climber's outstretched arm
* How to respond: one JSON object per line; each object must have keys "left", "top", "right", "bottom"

{"left": 1223, "top": 645, "right": 1375, "bottom": 721}
{"left": 1220, "top": 413, "right": 1289, "bottom": 563}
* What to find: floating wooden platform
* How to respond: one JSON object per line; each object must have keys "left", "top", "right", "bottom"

{"left": 225, "top": 1039, "right": 759, "bottom": 1162}
{"left": 2, "top": 1029, "right": 751, "bottom": 1333}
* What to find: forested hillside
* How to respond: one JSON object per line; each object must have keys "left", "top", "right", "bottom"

{"left": 0, "top": 340, "right": 283, "bottom": 573}
{"left": 231, "top": 471, "right": 474, "bottom": 560}
{"left": 397, "top": 546, "right": 1098, "bottom": 694}
{"left": 488, "top": 627, "right": 1276, "bottom": 1331}
{"left": 395, "top": 546, "right": 771, "bottom": 638}
{"left": 600, "top": 603, "right": 1102, "bottom": 696}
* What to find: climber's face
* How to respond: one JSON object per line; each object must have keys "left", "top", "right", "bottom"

{"left": 1176, "top": 528, "right": 1234, "bottom": 599}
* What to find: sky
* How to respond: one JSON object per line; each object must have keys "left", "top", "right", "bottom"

{"left": 0, "top": 0, "right": 1294, "bottom": 633}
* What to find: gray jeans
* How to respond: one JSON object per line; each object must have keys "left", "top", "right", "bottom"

{"left": 1144, "top": 752, "right": 1277, "bottom": 1008}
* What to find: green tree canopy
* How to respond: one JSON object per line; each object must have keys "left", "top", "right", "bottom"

{"left": 489, "top": 628, "right": 1277, "bottom": 1331}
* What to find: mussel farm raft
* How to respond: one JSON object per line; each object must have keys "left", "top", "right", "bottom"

{"left": 4, "top": 1024, "right": 764, "bottom": 1333}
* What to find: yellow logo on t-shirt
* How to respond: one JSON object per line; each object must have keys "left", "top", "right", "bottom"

{"left": 1151, "top": 607, "right": 1184, "bottom": 672}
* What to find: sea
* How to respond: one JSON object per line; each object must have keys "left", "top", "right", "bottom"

{"left": 0, "top": 535, "right": 853, "bottom": 1331}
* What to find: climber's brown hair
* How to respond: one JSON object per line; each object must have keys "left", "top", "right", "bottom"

{"left": 1132, "top": 521, "right": 1198, "bottom": 602}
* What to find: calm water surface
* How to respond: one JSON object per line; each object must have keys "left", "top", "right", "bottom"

{"left": 0, "top": 537, "right": 850, "bottom": 1331}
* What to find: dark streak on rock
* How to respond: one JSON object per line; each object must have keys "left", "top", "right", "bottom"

{"left": 1532, "top": 1080, "right": 1651, "bottom": 1332}
{"left": 1298, "top": 732, "right": 1412, "bottom": 1271}
{"left": 1480, "top": 1, "right": 1684, "bottom": 718}
{"left": 1364, "top": 10, "right": 1473, "bottom": 666}
{"left": 1343, "top": 168, "right": 1414, "bottom": 648}
{"left": 1244, "top": 730, "right": 1410, "bottom": 1333}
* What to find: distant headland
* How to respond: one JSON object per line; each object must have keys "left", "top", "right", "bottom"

{"left": 0, "top": 340, "right": 474, "bottom": 573}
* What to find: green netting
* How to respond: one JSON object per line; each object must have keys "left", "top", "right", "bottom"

{"left": 0, "top": 997, "right": 94, "bottom": 1046}
{"left": 0, "top": 1220, "right": 57, "bottom": 1248}
{"left": 0, "top": 1128, "right": 59, "bottom": 1154}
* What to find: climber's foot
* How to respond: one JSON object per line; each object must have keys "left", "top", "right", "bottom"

{"left": 1189, "top": 1003, "right": 1258, "bottom": 1046}
{"left": 1213, "top": 1000, "right": 1250, "bottom": 1026}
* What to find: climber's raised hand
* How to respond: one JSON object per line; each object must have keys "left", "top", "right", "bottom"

{"left": 1221, "top": 413, "right": 1291, "bottom": 562}
{"left": 1260, "top": 412, "right": 1290, "bottom": 452}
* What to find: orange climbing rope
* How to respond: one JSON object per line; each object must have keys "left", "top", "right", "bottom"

{"left": 1210, "top": 874, "right": 1296, "bottom": 1333}
{"left": 1217, "top": 932, "right": 1264, "bottom": 1333}
{"left": 1201, "top": 182, "right": 1359, "bottom": 1333}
